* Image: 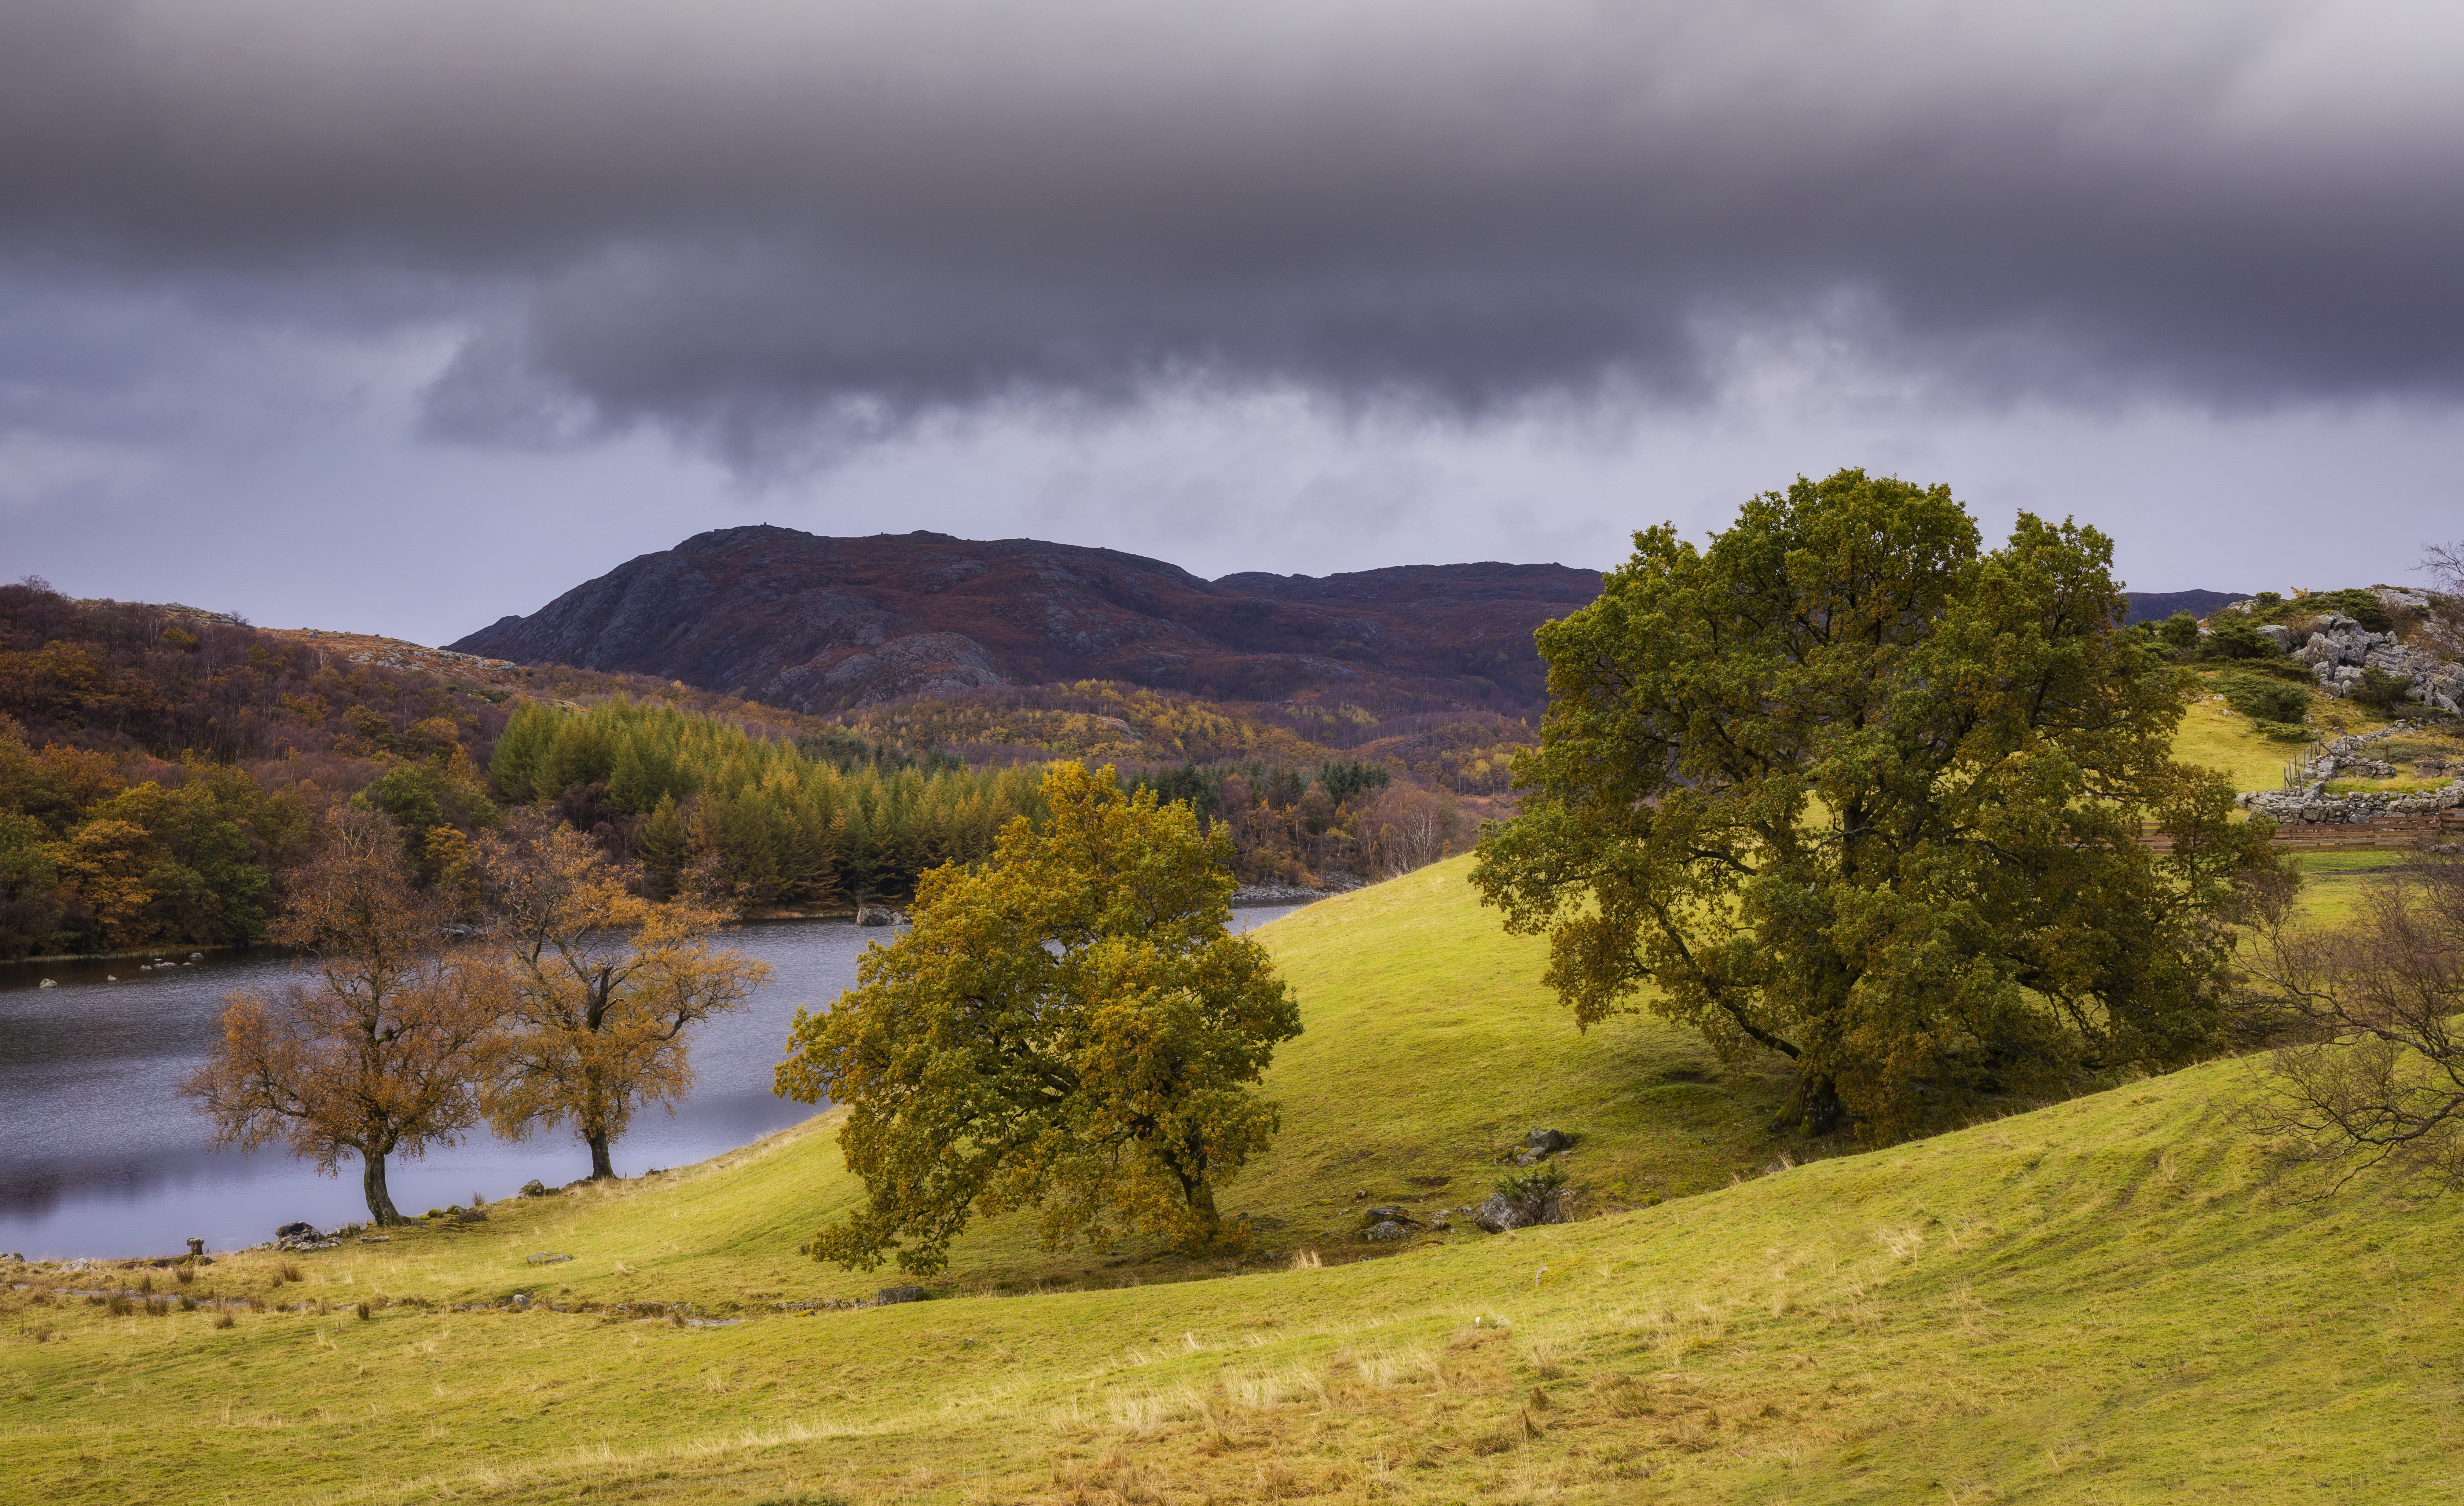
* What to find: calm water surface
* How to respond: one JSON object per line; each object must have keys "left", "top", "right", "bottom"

{"left": 0, "top": 905, "right": 1304, "bottom": 1259}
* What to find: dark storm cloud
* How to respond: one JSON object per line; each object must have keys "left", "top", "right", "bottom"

{"left": 3, "top": 0, "right": 2459, "bottom": 460}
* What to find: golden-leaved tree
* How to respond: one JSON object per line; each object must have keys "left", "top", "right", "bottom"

{"left": 777, "top": 761, "right": 1300, "bottom": 1274}
{"left": 183, "top": 811, "right": 506, "bottom": 1225}
{"left": 483, "top": 814, "right": 769, "bottom": 1181}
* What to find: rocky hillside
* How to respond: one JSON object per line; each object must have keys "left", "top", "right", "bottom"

{"left": 451, "top": 527, "right": 1603, "bottom": 713}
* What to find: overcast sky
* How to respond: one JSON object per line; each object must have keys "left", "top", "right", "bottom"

{"left": 4, "top": 0, "right": 2460, "bottom": 645}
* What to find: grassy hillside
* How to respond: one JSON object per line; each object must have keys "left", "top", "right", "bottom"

{"left": 2172, "top": 669, "right": 2386, "bottom": 793}
{"left": 6, "top": 854, "right": 2455, "bottom": 1503}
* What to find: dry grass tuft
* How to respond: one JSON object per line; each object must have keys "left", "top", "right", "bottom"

{"left": 1105, "top": 1383, "right": 1206, "bottom": 1435}
{"left": 1288, "top": 1249, "right": 1321, "bottom": 1271}
{"left": 1355, "top": 1344, "right": 1442, "bottom": 1389}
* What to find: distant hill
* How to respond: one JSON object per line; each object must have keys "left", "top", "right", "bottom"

{"left": 2122, "top": 588, "right": 2249, "bottom": 625}
{"left": 450, "top": 527, "right": 1603, "bottom": 714}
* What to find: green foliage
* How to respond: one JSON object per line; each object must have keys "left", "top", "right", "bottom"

{"left": 2214, "top": 673, "right": 2310, "bottom": 725}
{"left": 0, "top": 719, "right": 312, "bottom": 956}
{"left": 2318, "top": 587, "right": 2393, "bottom": 632}
{"left": 491, "top": 697, "right": 1048, "bottom": 904}
{"left": 2351, "top": 667, "right": 2416, "bottom": 716}
{"left": 2157, "top": 611, "right": 2201, "bottom": 652}
{"left": 1473, "top": 468, "right": 2282, "bottom": 1142}
{"left": 1314, "top": 759, "right": 1391, "bottom": 803}
{"left": 352, "top": 758, "right": 499, "bottom": 879}
{"left": 1494, "top": 1161, "right": 1568, "bottom": 1202}
{"left": 777, "top": 762, "right": 1301, "bottom": 1273}
{"left": 2202, "top": 612, "right": 2278, "bottom": 660}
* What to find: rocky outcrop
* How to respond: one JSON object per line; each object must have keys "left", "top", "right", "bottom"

{"left": 2295, "top": 614, "right": 2464, "bottom": 712}
{"left": 1472, "top": 1187, "right": 1572, "bottom": 1233}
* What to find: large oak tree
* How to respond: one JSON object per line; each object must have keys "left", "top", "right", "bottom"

{"left": 1473, "top": 469, "right": 2280, "bottom": 1140}
{"left": 777, "top": 762, "right": 1299, "bottom": 1274}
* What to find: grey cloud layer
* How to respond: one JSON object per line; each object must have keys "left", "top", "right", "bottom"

{"left": 5, "top": 0, "right": 2460, "bottom": 455}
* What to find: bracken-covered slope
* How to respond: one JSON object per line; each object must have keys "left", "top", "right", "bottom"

{"left": 449, "top": 526, "right": 1603, "bottom": 713}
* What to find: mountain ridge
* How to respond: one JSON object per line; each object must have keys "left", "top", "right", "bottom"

{"left": 450, "top": 525, "right": 1602, "bottom": 713}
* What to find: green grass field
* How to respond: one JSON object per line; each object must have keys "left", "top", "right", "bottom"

{"left": 7, "top": 846, "right": 2459, "bottom": 1503}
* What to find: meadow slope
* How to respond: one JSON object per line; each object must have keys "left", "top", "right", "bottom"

{"left": 6, "top": 842, "right": 2456, "bottom": 1503}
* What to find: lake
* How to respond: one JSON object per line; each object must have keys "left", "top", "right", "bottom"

{"left": 0, "top": 905, "right": 1305, "bottom": 1260}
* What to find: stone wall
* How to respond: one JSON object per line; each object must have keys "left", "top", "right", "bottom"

{"left": 2237, "top": 723, "right": 2464, "bottom": 823}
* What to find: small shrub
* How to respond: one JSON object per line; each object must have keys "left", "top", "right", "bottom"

{"left": 2258, "top": 721, "right": 2314, "bottom": 742}
{"left": 212, "top": 1309, "right": 236, "bottom": 1330}
{"left": 144, "top": 1298, "right": 170, "bottom": 1318}
{"left": 173, "top": 1264, "right": 195, "bottom": 1286}
{"left": 2204, "top": 614, "right": 2278, "bottom": 660}
{"left": 276, "top": 1262, "right": 304, "bottom": 1284}
{"left": 2351, "top": 667, "right": 2415, "bottom": 716}
{"left": 27, "top": 1323, "right": 55, "bottom": 1344}
{"left": 1495, "top": 1162, "right": 1568, "bottom": 1203}
{"left": 2157, "top": 612, "right": 2200, "bottom": 652}
{"left": 178, "top": 1296, "right": 197, "bottom": 1312}
{"left": 106, "top": 1295, "right": 133, "bottom": 1316}
{"left": 2216, "top": 674, "right": 2310, "bottom": 724}
{"left": 355, "top": 1302, "right": 373, "bottom": 1321}
{"left": 136, "top": 1275, "right": 155, "bottom": 1294}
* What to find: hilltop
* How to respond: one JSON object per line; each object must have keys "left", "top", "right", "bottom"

{"left": 449, "top": 526, "right": 1603, "bottom": 713}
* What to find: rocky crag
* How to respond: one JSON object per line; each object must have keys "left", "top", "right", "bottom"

{"left": 2268, "top": 611, "right": 2464, "bottom": 713}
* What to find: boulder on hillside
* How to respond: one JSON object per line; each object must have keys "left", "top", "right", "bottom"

{"left": 876, "top": 1286, "right": 929, "bottom": 1305}
{"left": 1514, "top": 1128, "right": 1576, "bottom": 1165}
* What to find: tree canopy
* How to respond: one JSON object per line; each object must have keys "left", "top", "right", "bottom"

{"left": 1473, "top": 469, "right": 2280, "bottom": 1140}
{"left": 482, "top": 813, "right": 769, "bottom": 1181}
{"left": 777, "top": 761, "right": 1299, "bottom": 1273}
{"left": 183, "top": 811, "right": 506, "bottom": 1224}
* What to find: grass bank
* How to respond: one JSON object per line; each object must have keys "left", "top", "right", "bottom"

{"left": 5, "top": 850, "right": 2452, "bottom": 1502}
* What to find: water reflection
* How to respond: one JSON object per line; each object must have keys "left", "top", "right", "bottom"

{"left": 0, "top": 904, "right": 1304, "bottom": 1258}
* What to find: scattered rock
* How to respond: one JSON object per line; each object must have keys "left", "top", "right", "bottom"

{"left": 519, "top": 1179, "right": 550, "bottom": 1198}
{"left": 876, "top": 1286, "right": 929, "bottom": 1305}
{"left": 275, "top": 1221, "right": 318, "bottom": 1240}
{"left": 1361, "top": 1220, "right": 1411, "bottom": 1242}
{"left": 527, "top": 1253, "right": 573, "bottom": 1265}
{"left": 1514, "top": 1128, "right": 1576, "bottom": 1165}
{"left": 856, "top": 905, "right": 906, "bottom": 927}
{"left": 1361, "top": 1205, "right": 1419, "bottom": 1227}
{"left": 1473, "top": 1185, "right": 1574, "bottom": 1234}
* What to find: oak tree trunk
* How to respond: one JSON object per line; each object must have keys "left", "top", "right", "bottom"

{"left": 363, "top": 1151, "right": 404, "bottom": 1226}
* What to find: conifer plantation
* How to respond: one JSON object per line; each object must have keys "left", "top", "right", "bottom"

{"left": 488, "top": 697, "right": 1050, "bottom": 905}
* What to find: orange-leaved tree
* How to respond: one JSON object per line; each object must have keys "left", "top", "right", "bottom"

{"left": 777, "top": 761, "right": 1300, "bottom": 1274}
{"left": 183, "top": 811, "right": 507, "bottom": 1225}
{"left": 483, "top": 814, "right": 768, "bottom": 1181}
